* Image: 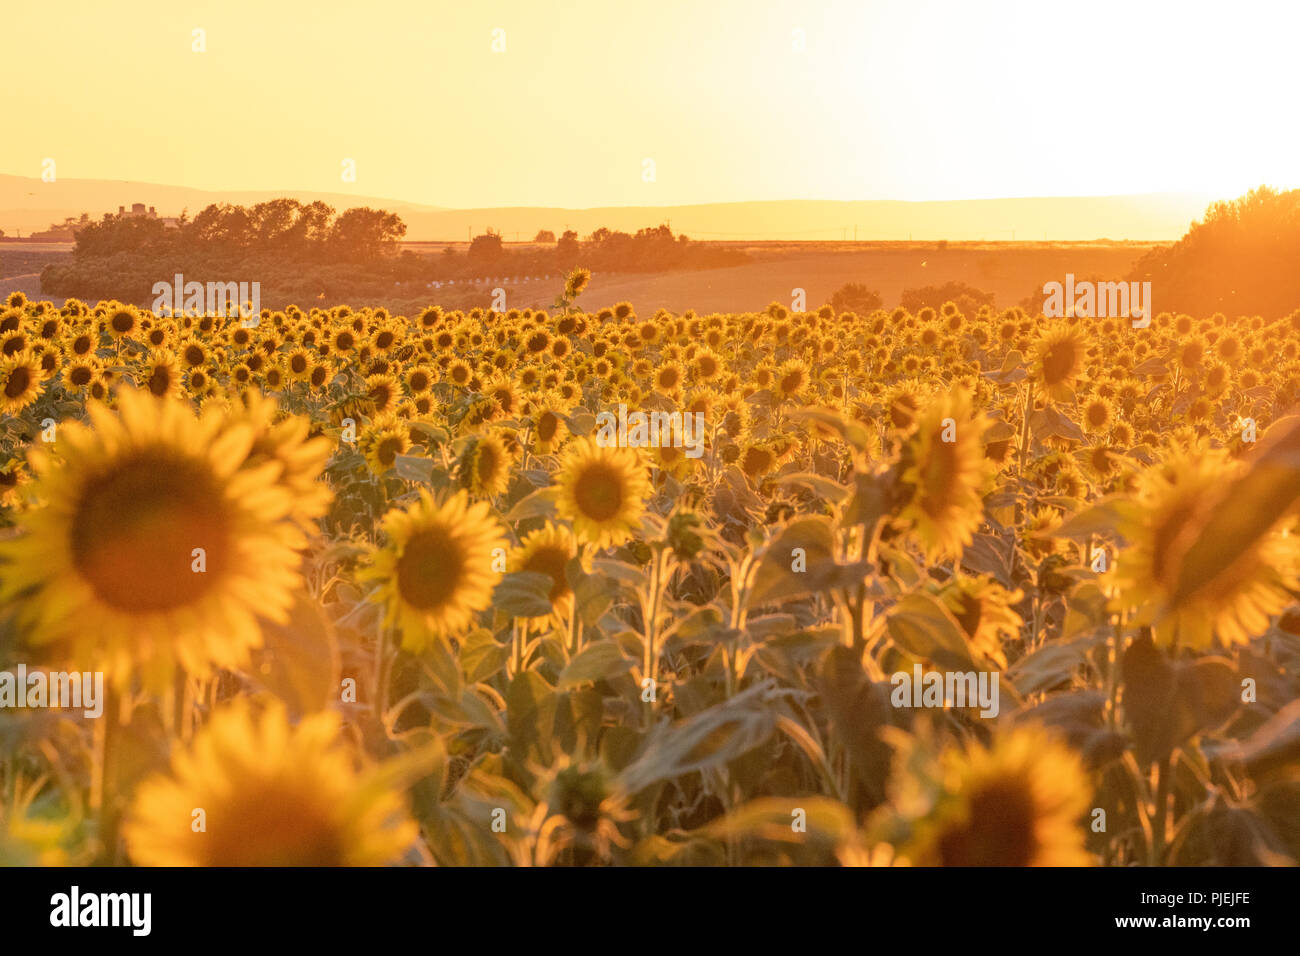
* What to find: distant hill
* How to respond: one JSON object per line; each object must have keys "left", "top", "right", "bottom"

{"left": 0, "top": 174, "right": 1218, "bottom": 242}
{"left": 0, "top": 175, "right": 442, "bottom": 237}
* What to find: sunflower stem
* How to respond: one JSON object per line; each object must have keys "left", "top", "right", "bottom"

{"left": 94, "top": 686, "right": 123, "bottom": 865}
{"left": 1150, "top": 751, "right": 1172, "bottom": 865}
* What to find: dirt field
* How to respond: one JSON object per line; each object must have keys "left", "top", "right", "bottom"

{"left": 515, "top": 242, "right": 1159, "bottom": 313}
{"left": 1, "top": 240, "right": 1159, "bottom": 314}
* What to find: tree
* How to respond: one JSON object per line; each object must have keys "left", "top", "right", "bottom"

{"left": 328, "top": 207, "right": 406, "bottom": 262}
{"left": 829, "top": 283, "right": 883, "bottom": 314}
{"left": 556, "top": 229, "right": 580, "bottom": 265}
{"left": 1128, "top": 186, "right": 1300, "bottom": 317}
{"left": 468, "top": 230, "right": 504, "bottom": 262}
{"left": 901, "top": 281, "right": 994, "bottom": 317}
{"left": 533, "top": 229, "right": 556, "bottom": 243}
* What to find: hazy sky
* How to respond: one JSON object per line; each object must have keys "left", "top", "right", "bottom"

{"left": 5, "top": 0, "right": 1297, "bottom": 208}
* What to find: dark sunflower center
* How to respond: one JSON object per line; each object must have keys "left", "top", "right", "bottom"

{"left": 5, "top": 366, "right": 32, "bottom": 399}
{"left": 147, "top": 366, "right": 172, "bottom": 396}
{"left": 395, "top": 526, "right": 463, "bottom": 611}
{"left": 938, "top": 778, "right": 1039, "bottom": 867}
{"left": 573, "top": 464, "right": 625, "bottom": 522}
{"left": 523, "top": 546, "right": 570, "bottom": 602}
{"left": 207, "top": 786, "right": 347, "bottom": 866}
{"left": 475, "top": 445, "right": 501, "bottom": 487}
{"left": 919, "top": 434, "right": 962, "bottom": 518}
{"left": 70, "top": 450, "right": 232, "bottom": 612}
{"left": 377, "top": 437, "right": 404, "bottom": 467}
{"left": 537, "top": 411, "right": 558, "bottom": 441}
{"left": 1042, "top": 342, "right": 1076, "bottom": 386}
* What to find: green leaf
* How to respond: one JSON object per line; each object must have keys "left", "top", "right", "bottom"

{"left": 459, "top": 628, "right": 507, "bottom": 684}
{"left": 393, "top": 453, "right": 435, "bottom": 484}
{"left": 748, "top": 516, "right": 864, "bottom": 606}
{"left": 788, "top": 407, "right": 871, "bottom": 451}
{"left": 619, "top": 683, "right": 778, "bottom": 792}
{"left": 567, "top": 557, "right": 613, "bottom": 626}
{"left": 885, "top": 590, "right": 978, "bottom": 671}
{"left": 558, "top": 640, "right": 633, "bottom": 688}
{"left": 774, "top": 472, "right": 850, "bottom": 503}
{"left": 502, "top": 486, "right": 558, "bottom": 523}
{"left": 506, "top": 671, "right": 556, "bottom": 755}
{"left": 249, "top": 591, "right": 341, "bottom": 719}
{"left": 492, "top": 571, "right": 555, "bottom": 618}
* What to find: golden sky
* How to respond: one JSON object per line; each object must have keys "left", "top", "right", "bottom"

{"left": 5, "top": 0, "right": 1298, "bottom": 208}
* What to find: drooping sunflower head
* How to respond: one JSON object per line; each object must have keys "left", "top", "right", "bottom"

{"left": 564, "top": 268, "right": 592, "bottom": 300}
{"left": 893, "top": 386, "right": 994, "bottom": 561}
{"left": 539, "top": 755, "right": 635, "bottom": 864}
{"left": 124, "top": 700, "right": 419, "bottom": 866}
{"left": 360, "top": 489, "right": 506, "bottom": 652}
{"left": 456, "top": 431, "right": 514, "bottom": 498}
{"left": 1032, "top": 323, "right": 1087, "bottom": 399}
{"left": 935, "top": 573, "right": 1023, "bottom": 669}
{"left": 1111, "top": 441, "right": 1300, "bottom": 649}
{"left": 555, "top": 437, "right": 651, "bottom": 550}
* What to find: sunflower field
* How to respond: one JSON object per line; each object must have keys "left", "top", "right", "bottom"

{"left": 1, "top": 276, "right": 1298, "bottom": 868}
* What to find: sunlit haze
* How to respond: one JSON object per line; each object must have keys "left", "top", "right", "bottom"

{"left": 5, "top": 0, "right": 1298, "bottom": 209}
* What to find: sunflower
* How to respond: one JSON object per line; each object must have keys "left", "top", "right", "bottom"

{"left": 124, "top": 700, "right": 418, "bottom": 866}
{"left": 360, "top": 417, "right": 412, "bottom": 475}
{"left": 510, "top": 522, "right": 582, "bottom": 631}
{"left": 564, "top": 268, "right": 591, "bottom": 300}
{"left": 225, "top": 390, "right": 332, "bottom": 532}
{"left": 935, "top": 573, "right": 1023, "bottom": 669}
{"left": 404, "top": 364, "right": 434, "bottom": 395}
{"left": 364, "top": 373, "right": 401, "bottom": 417}
{"left": 1080, "top": 395, "right": 1113, "bottom": 434}
{"left": 456, "top": 431, "right": 514, "bottom": 498}
{"left": 1110, "top": 441, "right": 1300, "bottom": 649}
{"left": 554, "top": 437, "right": 650, "bottom": 549}
{"left": 285, "top": 347, "right": 313, "bottom": 381}
{"left": 359, "top": 489, "right": 506, "bottom": 651}
{"left": 0, "top": 350, "right": 44, "bottom": 414}
{"left": 138, "top": 349, "right": 182, "bottom": 400}
{"left": 105, "top": 307, "right": 140, "bottom": 340}
{"left": 0, "top": 457, "right": 29, "bottom": 509}
{"left": 906, "top": 725, "right": 1093, "bottom": 867}
{"left": 531, "top": 399, "right": 570, "bottom": 455}
{"left": 0, "top": 389, "right": 312, "bottom": 690}
{"left": 893, "top": 386, "right": 993, "bottom": 561}
{"left": 1032, "top": 323, "right": 1087, "bottom": 401}
{"left": 178, "top": 338, "right": 210, "bottom": 368}
{"left": 774, "top": 358, "right": 809, "bottom": 402}
{"left": 62, "top": 329, "right": 97, "bottom": 359}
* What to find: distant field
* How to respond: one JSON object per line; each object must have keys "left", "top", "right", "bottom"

{"left": 507, "top": 241, "right": 1161, "bottom": 313}
{"left": 2, "top": 240, "right": 1159, "bottom": 314}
